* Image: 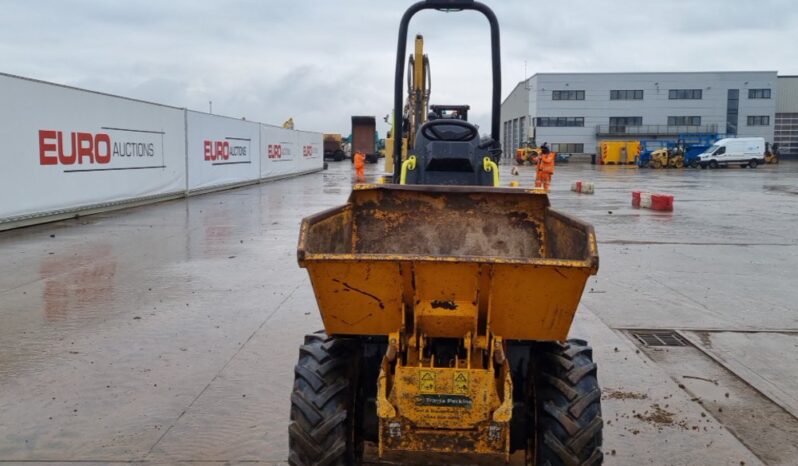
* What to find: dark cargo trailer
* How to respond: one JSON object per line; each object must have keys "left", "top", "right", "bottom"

{"left": 351, "top": 116, "right": 378, "bottom": 163}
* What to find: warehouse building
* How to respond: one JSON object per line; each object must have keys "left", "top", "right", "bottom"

{"left": 776, "top": 75, "right": 798, "bottom": 157}
{"left": 500, "top": 71, "right": 778, "bottom": 157}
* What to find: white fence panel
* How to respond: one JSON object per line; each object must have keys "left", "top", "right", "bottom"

{"left": 0, "top": 73, "right": 325, "bottom": 229}
{"left": 0, "top": 74, "right": 186, "bottom": 223}
{"left": 186, "top": 111, "right": 261, "bottom": 192}
{"left": 261, "top": 124, "right": 299, "bottom": 178}
{"left": 295, "top": 130, "right": 324, "bottom": 173}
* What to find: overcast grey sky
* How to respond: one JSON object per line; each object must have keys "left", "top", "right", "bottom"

{"left": 0, "top": 1, "right": 795, "bottom": 135}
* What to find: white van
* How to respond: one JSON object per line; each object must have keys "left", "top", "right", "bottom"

{"left": 699, "top": 137, "right": 765, "bottom": 168}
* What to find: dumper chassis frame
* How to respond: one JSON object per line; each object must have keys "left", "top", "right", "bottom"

{"left": 289, "top": 334, "right": 602, "bottom": 465}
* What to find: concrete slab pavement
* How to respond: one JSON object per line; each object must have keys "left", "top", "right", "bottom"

{"left": 1, "top": 159, "right": 796, "bottom": 464}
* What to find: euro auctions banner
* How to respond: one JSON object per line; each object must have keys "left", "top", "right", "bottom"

{"left": 186, "top": 111, "right": 260, "bottom": 191}
{"left": 260, "top": 124, "right": 298, "bottom": 178}
{"left": 295, "top": 130, "right": 324, "bottom": 173}
{"left": 260, "top": 125, "right": 323, "bottom": 179}
{"left": 0, "top": 73, "right": 186, "bottom": 222}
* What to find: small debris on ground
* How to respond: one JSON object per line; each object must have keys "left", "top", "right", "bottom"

{"left": 633, "top": 403, "right": 691, "bottom": 431}
{"left": 603, "top": 389, "right": 648, "bottom": 400}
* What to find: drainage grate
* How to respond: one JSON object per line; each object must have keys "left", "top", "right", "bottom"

{"left": 632, "top": 330, "right": 687, "bottom": 347}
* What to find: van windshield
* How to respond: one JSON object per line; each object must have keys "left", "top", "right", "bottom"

{"left": 704, "top": 144, "right": 720, "bottom": 155}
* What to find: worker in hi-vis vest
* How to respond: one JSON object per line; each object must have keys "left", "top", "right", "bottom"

{"left": 534, "top": 143, "right": 555, "bottom": 192}
{"left": 354, "top": 151, "right": 366, "bottom": 183}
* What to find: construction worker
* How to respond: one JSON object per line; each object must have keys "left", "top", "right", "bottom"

{"left": 354, "top": 151, "right": 366, "bottom": 183}
{"left": 534, "top": 144, "right": 556, "bottom": 192}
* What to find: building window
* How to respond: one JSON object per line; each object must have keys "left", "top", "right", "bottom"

{"left": 668, "top": 116, "right": 701, "bottom": 126}
{"left": 727, "top": 89, "right": 739, "bottom": 135}
{"left": 747, "top": 115, "right": 770, "bottom": 126}
{"left": 668, "top": 89, "right": 702, "bottom": 100}
{"left": 609, "top": 117, "right": 642, "bottom": 126}
{"left": 552, "top": 90, "right": 585, "bottom": 101}
{"left": 551, "top": 143, "right": 584, "bottom": 153}
{"left": 608, "top": 117, "right": 642, "bottom": 133}
{"left": 535, "top": 117, "right": 585, "bottom": 127}
{"left": 748, "top": 88, "right": 771, "bottom": 99}
{"left": 610, "top": 90, "right": 643, "bottom": 100}
{"left": 519, "top": 116, "right": 526, "bottom": 145}
{"left": 503, "top": 121, "right": 510, "bottom": 151}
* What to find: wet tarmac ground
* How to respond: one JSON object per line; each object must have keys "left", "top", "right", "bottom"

{"left": 1, "top": 159, "right": 797, "bottom": 465}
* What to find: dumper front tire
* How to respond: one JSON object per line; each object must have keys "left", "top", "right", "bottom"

{"left": 289, "top": 332, "right": 361, "bottom": 466}
{"left": 531, "top": 339, "right": 603, "bottom": 466}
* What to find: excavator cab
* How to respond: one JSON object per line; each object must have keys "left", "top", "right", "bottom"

{"left": 430, "top": 104, "right": 470, "bottom": 121}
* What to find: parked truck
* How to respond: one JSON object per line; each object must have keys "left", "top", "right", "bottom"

{"left": 351, "top": 116, "right": 379, "bottom": 163}
{"left": 323, "top": 133, "right": 345, "bottom": 161}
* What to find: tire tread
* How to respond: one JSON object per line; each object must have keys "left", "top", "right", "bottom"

{"left": 534, "top": 339, "right": 603, "bottom": 466}
{"left": 289, "top": 332, "right": 358, "bottom": 466}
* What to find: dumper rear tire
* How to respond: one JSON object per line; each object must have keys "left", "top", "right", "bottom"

{"left": 289, "top": 332, "right": 362, "bottom": 466}
{"left": 531, "top": 339, "right": 603, "bottom": 466}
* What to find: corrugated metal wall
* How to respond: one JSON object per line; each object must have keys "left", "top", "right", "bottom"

{"left": 776, "top": 76, "right": 798, "bottom": 157}
{"left": 777, "top": 76, "right": 798, "bottom": 113}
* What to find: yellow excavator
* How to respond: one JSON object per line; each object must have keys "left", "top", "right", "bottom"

{"left": 290, "top": 1, "right": 603, "bottom": 464}
{"left": 385, "top": 34, "right": 430, "bottom": 174}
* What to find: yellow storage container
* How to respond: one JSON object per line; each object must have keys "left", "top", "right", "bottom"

{"left": 599, "top": 140, "right": 640, "bottom": 165}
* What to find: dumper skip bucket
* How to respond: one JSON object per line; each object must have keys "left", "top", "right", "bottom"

{"left": 297, "top": 184, "right": 598, "bottom": 341}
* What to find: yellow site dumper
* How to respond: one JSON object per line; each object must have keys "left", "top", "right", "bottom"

{"left": 293, "top": 187, "right": 601, "bottom": 464}
{"left": 289, "top": 1, "right": 603, "bottom": 465}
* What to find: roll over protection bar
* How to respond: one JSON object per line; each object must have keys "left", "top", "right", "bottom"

{"left": 392, "top": 0, "right": 502, "bottom": 182}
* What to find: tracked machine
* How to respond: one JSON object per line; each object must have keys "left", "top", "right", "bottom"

{"left": 385, "top": 33, "right": 430, "bottom": 174}
{"left": 289, "top": 1, "right": 603, "bottom": 464}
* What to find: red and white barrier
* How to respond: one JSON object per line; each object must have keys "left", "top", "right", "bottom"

{"left": 570, "top": 180, "right": 594, "bottom": 194}
{"left": 632, "top": 191, "right": 673, "bottom": 211}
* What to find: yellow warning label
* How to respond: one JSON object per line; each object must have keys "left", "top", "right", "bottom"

{"left": 453, "top": 371, "right": 469, "bottom": 394}
{"left": 419, "top": 370, "right": 436, "bottom": 393}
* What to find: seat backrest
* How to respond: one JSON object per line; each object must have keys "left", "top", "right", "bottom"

{"left": 406, "top": 120, "right": 494, "bottom": 186}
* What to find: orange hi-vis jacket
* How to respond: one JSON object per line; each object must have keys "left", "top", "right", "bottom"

{"left": 354, "top": 152, "right": 366, "bottom": 170}
{"left": 537, "top": 152, "right": 555, "bottom": 174}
